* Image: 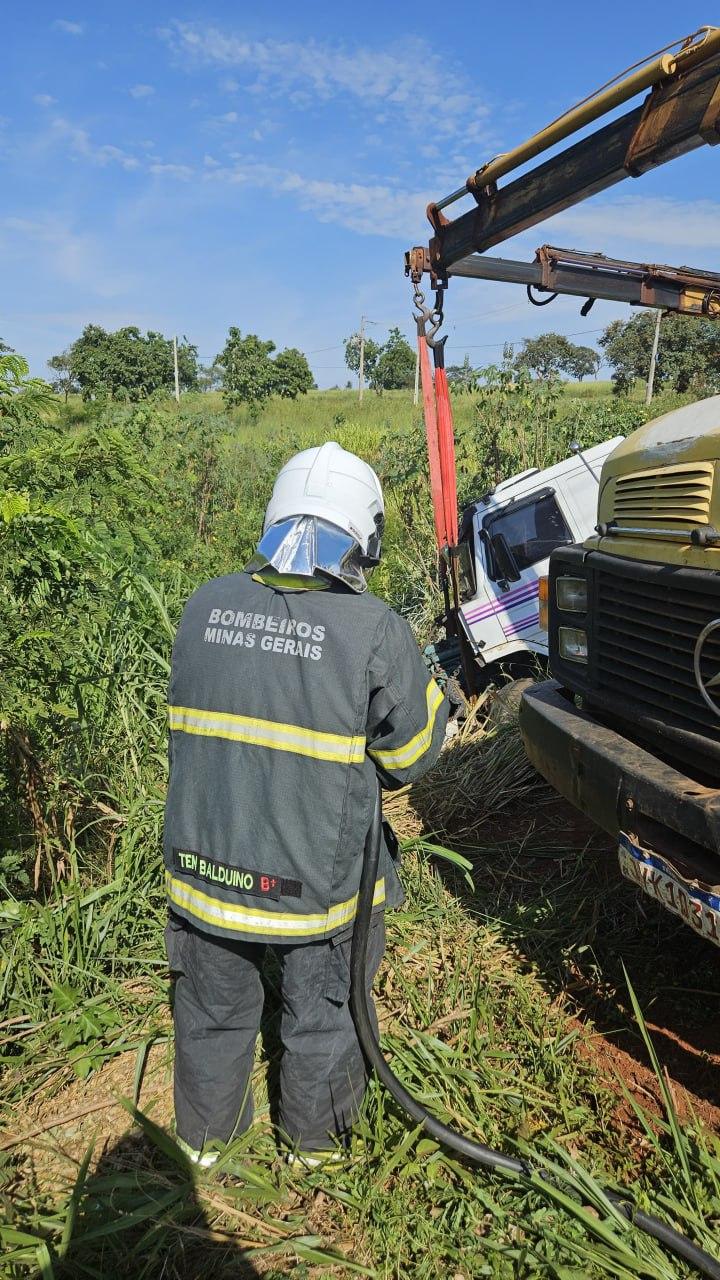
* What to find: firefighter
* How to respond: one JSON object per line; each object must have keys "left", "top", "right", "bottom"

{"left": 164, "top": 441, "right": 449, "bottom": 1166}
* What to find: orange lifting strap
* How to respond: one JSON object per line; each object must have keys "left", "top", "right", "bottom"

{"left": 416, "top": 327, "right": 458, "bottom": 552}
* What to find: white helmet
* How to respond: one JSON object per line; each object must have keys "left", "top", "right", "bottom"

{"left": 263, "top": 442, "right": 385, "bottom": 562}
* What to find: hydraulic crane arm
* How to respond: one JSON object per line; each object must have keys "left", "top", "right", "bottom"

{"left": 406, "top": 244, "right": 720, "bottom": 318}
{"left": 413, "top": 27, "right": 720, "bottom": 280}
{"left": 405, "top": 26, "right": 720, "bottom": 680}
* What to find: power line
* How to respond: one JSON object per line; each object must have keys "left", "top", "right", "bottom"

{"left": 455, "top": 325, "right": 607, "bottom": 351}
{"left": 196, "top": 321, "right": 608, "bottom": 369}
{"left": 450, "top": 301, "right": 529, "bottom": 327}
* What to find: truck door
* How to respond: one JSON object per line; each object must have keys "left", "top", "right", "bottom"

{"left": 475, "top": 489, "right": 575, "bottom": 654}
{"left": 458, "top": 514, "right": 508, "bottom": 656}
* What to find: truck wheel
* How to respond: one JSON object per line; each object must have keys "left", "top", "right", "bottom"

{"left": 446, "top": 675, "right": 469, "bottom": 720}
{"left": 488, "top": 677, "right": 535, "bottom": 726}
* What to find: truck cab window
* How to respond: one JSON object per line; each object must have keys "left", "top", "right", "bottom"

{"left": 484, "top": 494, "right": 573, "bottom": 577}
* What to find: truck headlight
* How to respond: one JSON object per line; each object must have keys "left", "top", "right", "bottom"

{"left": 558, "top": 626, "right": 588, "bottom": 663}
{"left": 556, "top": 576, "right": 587, "bottom": 612}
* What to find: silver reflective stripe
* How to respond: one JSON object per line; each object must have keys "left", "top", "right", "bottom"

{"left": 168, "top": 705, "right": 365, "bottom": 765}
{"left": 166, "top": 870, "right": 386, "bottom": 936}
{"left": 369, "top": 680, "right": 444, "bottom": 770}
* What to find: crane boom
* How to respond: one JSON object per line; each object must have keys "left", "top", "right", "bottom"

{"left": 406, "top": 244, "right": 720, "bottom": 318}
{"left": 412, "top": 37, "right": 720, "bottom": 283}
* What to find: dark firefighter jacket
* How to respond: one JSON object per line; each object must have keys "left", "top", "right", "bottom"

{"left": 164, "top": 570, "right": 449, "bottom": 944}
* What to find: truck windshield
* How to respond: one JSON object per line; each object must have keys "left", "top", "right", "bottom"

{"left": 484, "top": 493, "right": 573, "bottom": 575}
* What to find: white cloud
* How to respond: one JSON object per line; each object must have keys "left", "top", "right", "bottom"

{"left": 33, "top": 94, "right": 57, "bottom": 107}
{"left": 207, "top": 159, "right": 427, "bottom": 238}
{"left": 200, "top": 167, "right": 720, "bottom": 260}
{"left": 548, "top": 196, "right": 720, "bottom": 253}
{"left": 50, "top": 117, "right": 140, "bottom": 170}
{"left": 53, "top": 19, "right": 84, "bottom": 35}
{"left": 0, "top": 216, "right": 135, "bottom": 297}
{"left": 129, "top": 84, "right": 155, "bottom": 99}
{"left": 148, "top": 162, "right": 193, "bottom": 180}
{"left": 161, "top": 22, "right": 493, "bottom": 141}
{"left": 219, "top": 111, "right": 238, "bottom": 123}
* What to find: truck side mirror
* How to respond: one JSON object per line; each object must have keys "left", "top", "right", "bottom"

{"left": 491, "top": 532, "right": 521, "bottom": 583}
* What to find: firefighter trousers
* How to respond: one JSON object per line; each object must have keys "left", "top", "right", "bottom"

{"left": 165, "top": 913, "right": 385, "bottom": 1153}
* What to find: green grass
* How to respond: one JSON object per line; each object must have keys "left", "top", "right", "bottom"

{"left": 3, "top": 721, "right": 720, "bottom": 1278}
{"left": 2, "top": 383, "right": 718, "bottom": 1278}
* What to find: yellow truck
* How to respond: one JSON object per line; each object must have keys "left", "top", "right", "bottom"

{"left": 519, "top": 397, "right": 720, "bottom": 945}
{"left": 405, "top": 27, "right": 720, "bottom": 941}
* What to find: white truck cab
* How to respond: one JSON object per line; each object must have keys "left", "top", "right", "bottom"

{"left": 455, "top": 437, "right": 623, "bottom": 677}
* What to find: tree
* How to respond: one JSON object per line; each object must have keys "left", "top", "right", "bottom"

{"left": 219, "top": 330, "right": 276, "bottom": 417}
{"left": 217, "top": 331, "right": 315, "bottom": 415}
{"left": 564, "top": 344, "right": 600, "bottom": 381}
{"left": 47, "top": 350, "right": 79, "bottom": 402}
{"left": 371, "top": 328, "right": 415, "bottom": 391}
{"left": 600, "top": 312, "right": 720, "bottom": 395}
{"left": 344, "top": 333, "right": 381, "bottom": 385}
{"left": 197, "top": 360, "right": 224, "bottom": 393}
{"left": 0, "top": 352, "right": 55, "bottom": 434}
{"left": 272, "top": 347, "right": 314, "bottom": 398}
{"left": 447, "top": 355, "right": 479, "bottom": 393}
{"left": 58, "top": 326, "right": 198, "bottom": 401}
{"left": 514, "top": 332, "right": 599, "bottom": 381}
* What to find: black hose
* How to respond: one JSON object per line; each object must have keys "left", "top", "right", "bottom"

{"left": 349, "top": 782, "right": 720, "bottom": 1280}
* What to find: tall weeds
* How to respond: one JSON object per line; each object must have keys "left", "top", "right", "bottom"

{"left": 1, "top": 383, "right": 718, "bottom": 1278}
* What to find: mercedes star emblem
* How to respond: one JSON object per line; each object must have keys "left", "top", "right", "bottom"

{"left": 693, "top": 617, "right": 720, "bottom": 718}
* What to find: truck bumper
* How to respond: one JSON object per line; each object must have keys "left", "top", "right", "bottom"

{"left": 519, "top": 681, "right": 720, "bottom": 860}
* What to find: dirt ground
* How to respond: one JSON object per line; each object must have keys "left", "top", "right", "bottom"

{"left": 8, "top": 947, "right": 719, "bottom": 1197}
{"left": 7, "top": 793, "right": 719, "bottom": 1211}
{"left": 6, "top": 1036, "right": 178, "bottom": 1192}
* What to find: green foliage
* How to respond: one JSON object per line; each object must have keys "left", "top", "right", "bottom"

{"left": 46, "top": 349, "right": 79, "bottom": 401}
{"left": 371, "top": 327, "right": 416, "bottom": 391}
{"left": 346, "top": 328, "right": 417, "bottom": 393}
{"left": 515, "top": 332, "right": 600, "bottom": 381}
{"left": 2, "top": 367, "right": 718, "bottom": 1278}
{"left": 600, "top": 312, "right": 720, "bottom": 395}
{"left": 344, "top": 331, "right": 381, "bottom": 382}
{"left": 447, "top": 354, "right": 479, "bottom": 393}
{"left": 218, "top": 329, "right": 277, "bottom": 416}
{"left": 460, "top": 359, "right": 563, "bottom": 502}
{"left": 271, "top": 346, "right": 315, "bottom": 398}
{"left": 197, "top": 358, "right": 224, "bottom": 392}
{"left": 62, "top": 325, "right": 199, "bottom": 401}
{"left": 0, "top": 353, "right": 55, "bottom": 431}
{"left": 218, "top": 329, "right": 314, "bottom": 418}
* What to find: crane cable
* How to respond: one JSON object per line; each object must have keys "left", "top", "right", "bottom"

{"left": 350, "top": 785, "right": 720, "bottom": 1279}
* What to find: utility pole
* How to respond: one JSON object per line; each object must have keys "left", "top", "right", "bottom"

{"left": 413, "top": 346, "right": 420, "bottom": 406}
{"left": 358, "top": 316, "right": 366, "bottom": 403}
{"left": 357, "top": 316, "right": 379, "bottom": 401}
{"left": 173, "top": 335, "right": 180, "bottom": 405}
{"left": 645, "top": 310, "right": 662, "bottom": 406}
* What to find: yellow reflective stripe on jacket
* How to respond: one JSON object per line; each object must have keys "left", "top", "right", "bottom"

{"left": 369, "top": 679, "right": 444, "bottom": 771}
{"left": 165, "top": 870, "right": 385, "bottom": 936}
{"left": 168, "top": 705, "right": 365, "bottom": 765}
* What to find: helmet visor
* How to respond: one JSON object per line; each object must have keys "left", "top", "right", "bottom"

{"left": 246, "top": 516, "right": 372, "bottom": 593}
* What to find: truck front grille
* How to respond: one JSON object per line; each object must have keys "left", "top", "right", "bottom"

{"left": 611, "top": 462, "right": 713, "bottom": 529}
{"left": 596, "top": 566, "right": 720, "bottom": 739}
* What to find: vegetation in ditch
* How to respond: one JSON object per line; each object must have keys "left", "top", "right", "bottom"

{"left": 2, "top": 370, "right": 718, "bottom": 1277}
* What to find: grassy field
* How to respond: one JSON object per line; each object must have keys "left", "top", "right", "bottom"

{"left": 2, "top": 382, "right": 718, "bottom": 1278}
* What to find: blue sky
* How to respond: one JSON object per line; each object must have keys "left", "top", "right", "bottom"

{"left": 2, "top": 2, "right": 719, "bottom": 385}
